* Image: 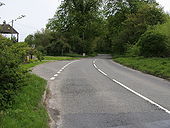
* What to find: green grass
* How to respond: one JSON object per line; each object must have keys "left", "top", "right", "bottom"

{"left": 0, "top": 74, "right": 48, "bottom": 128}
{"left": 64, "top": 53, "right": 84, "bottom": 57}
{"left": 21, "top": 61, "right": 50, "bottom": 69}
{"left": 44, "top": 56, "right": 80, "bottom": 60}
{"left": 22, "top": 56, "right": 80, "bottom": 69}
{"left": 113, "top": 57, "right": 170, "bottom": 80}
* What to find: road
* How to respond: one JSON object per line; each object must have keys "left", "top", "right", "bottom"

{"left": 33, "top": 55, "right": 170, "bottom": 128}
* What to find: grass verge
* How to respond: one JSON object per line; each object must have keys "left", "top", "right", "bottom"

{"left": 113, "top": 57, "right": 170, "bottom": 80}
{"left": 22, "top": 61, "right": 50, "bottom": 70}
{"left": 22, "top": 55, "right": 82, "bottom": 69}
{"left": 0, "top": 74, "right": 48, "bottom": 128}
{"left": 44, "top": 56, "right": 80, "bottom": 60}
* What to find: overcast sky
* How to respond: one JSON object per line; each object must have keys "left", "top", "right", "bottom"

{"left": 0, "top": 0, "right": 169, "bottom": 41}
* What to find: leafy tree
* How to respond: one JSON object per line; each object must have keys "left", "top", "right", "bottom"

{"left": 25, "top": 29, "right": 71, "bottom": 56}
{"left": 25, "top": 29, "right": 53, "bottom": 55}
{"left": 25, "top": 34, "right": 34, "bottom": 46}
{"left": 25, "top": 0, "right": 169, "bottom": 57}
{"left": 47, "top": 0, "right": 103, "bottom": 54}
{"left": 104, "top": 0, "right": 166, "bottom": 55}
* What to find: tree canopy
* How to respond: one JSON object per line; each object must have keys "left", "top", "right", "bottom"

{"left": 25, "top": 0, "right": 170, "bottom": 57}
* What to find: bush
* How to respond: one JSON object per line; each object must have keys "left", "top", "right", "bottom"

{"left": 138, "top": 31, "right": 169, "bottom": 57}
{"left": 35, "top": 50, "right": 44, "bottom": 61}
{"left": 153, "top": 18, "right": 170, "bottom": 53}
{"left": 0, "top": 37, "right": 27, "bottom": 110}
{"left": 11, "top": 42, "right": 32, "bottom": 62}
{"left": 126, "top": 44, "right": 140, "bottom": 57}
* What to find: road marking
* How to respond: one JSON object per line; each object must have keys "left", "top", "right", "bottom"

{"left": 93, "top": 59, "right": 170, "bottom": 114}
{"left": 54, "top": 74, "right": 58, "bottom": 77}
{"left": 50, "top": 77, "right": 55, "bottom": 80}
{"left": 50, "top": 60, "right": 80, "bottom": 81}
{"left": 94, "top": 64, "right": 97, "bottom": 68}
{"left": 112, "top": 79, "right": 170, "bottom": 114}
{"left": 98, "top": 69, "right": 108, "bottom": 76}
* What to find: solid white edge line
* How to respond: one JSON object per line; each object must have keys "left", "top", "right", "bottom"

{"left": 93, "top": 59, "right": 170, "bottom": 114}
{"left": 94, "top": 64, "right": 97, "bottom": 68}
{"left": 112, "top": 79, "right": 170, "bottom": 114}
{"left": 98, "top": 69, "right": 108, "bottom": 76}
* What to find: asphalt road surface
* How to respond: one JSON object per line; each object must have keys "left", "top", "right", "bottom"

{"left": 33, "top": 55, "right": 170, "bottom": 128}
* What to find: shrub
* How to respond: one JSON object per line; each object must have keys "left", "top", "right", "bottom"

{"left": 11, "top": 42, "right": 31, "bottom": 62}
{"left": 126, "top": 44, "right": 140, "bottom": 57}
{"left": 0, "top": 37, "right": 27, "bottom": 110}
{"left": 35, "top": 50, "right": 44, "bottom": 61}
{"left": 138, "top": 31, "right": 169, "bottom": 57}
{"left": 153, "top": 18, "right": 170, "bottom": 53}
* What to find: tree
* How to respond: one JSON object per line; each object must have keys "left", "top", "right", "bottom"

{"left": 122, "top": 2, "right": 166, "bottom": 44}
{"left": 47, "top": 0, "right": 103, "bottom": 54}
{"left": 25, "top": 34, "right": 34, "bottom": 46}
{"left": 25, "top": 0, "right": 168, "bottom": 56}
{"left": 25, "top": 29, "right": 53, "bottom": 54}
{"left": 104, "top": 0, "right": 166, "bottom": 54}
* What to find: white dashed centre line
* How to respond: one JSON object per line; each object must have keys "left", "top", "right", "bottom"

{"left": 54, "top": 74, "right": 58, "bottom": 77}
{"left": 50, "top": 60, "right": 80, "bottom": 81}
{"left": 50, "top": 77, "right": 55, "bottom": 80}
